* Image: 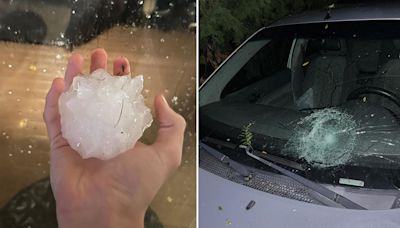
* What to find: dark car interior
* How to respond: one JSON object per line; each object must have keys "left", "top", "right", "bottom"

{"left": 0, "top": 0, "right": 195, "bottom": 48}
{"left": 297, "top": 38, "right": 400, "bottom": 110}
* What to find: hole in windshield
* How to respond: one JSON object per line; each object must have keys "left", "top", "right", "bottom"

{"left": 285, "top": 108, "right": 358, "bottom": 167}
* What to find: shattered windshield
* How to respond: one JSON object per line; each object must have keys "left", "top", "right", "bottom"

{"left": 200, "top": 21, "right": 400, "bottom": 189}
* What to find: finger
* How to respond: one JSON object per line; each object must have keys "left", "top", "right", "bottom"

{"left": 64, "top": 53, "right": 84, "bottom": 91}
{"left": 153, "top": 95, "right": 186, "bottom": 169}
{"left": 43, "top": 78, "right": 66, "bottom": 144}
{"left": 90, "top": 48, "right": 108, "bottom": 73}
{"left": 113, "top": 56, "right": 131, "bottom": 76}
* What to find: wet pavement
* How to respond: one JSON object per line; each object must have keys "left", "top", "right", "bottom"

{"left": 0, "top": 26, "right": 196, "bottom": 228}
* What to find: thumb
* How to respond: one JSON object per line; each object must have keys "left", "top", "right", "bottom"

{"left": 153, "top": 95, "right": 186, "bottom": 169}
{"left": 43, "top": 78, "right": 66, "bottom": 147}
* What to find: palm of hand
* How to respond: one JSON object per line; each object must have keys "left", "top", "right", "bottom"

{"left": 51, "top": 141, "right": 167, "bottom": 214}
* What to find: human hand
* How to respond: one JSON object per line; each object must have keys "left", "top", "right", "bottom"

{"left": 43, "top": 48, "right": 186, "bottom": 228}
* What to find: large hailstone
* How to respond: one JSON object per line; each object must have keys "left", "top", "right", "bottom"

{"left": 59, "top": 69, "right": 153, "bottom": 160}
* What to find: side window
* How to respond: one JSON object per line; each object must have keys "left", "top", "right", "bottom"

{"left": 221, "top": 37, "right": 293, "bottom": 98}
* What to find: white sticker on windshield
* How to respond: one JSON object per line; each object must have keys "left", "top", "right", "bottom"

{"left": 339, "top": 178, "right": 365, "bottom": 187}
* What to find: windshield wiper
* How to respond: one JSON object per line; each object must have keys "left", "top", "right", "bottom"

{"left": 201, "top": 138, "right": 367, "bottom": 209}
{"left": 200, "top": 140, "right": 366, "bottom": 209}
{"left": 203, "top": 136, "right": 305, "bottom": 171}
{"left": 244, "top": 146, "right": 366, "bottom": 210}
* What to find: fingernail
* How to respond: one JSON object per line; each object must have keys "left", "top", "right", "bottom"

{"left": 161, "top": 95, "right": 173, "bottom": 109}
{"left": 161, "top": 95, "right": 167, "bottom": 104}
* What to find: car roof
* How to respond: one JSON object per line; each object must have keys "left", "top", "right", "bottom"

{"left": 269, "top": 2, "right": 400, "bottom": 28}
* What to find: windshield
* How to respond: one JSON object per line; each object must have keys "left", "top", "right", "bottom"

{"left": 200, "top": 21, "right": 400, "bottom": 190}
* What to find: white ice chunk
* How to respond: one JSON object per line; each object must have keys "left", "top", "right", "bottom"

{"left": 59, "top": 69, "right": 153, "bottom": 160}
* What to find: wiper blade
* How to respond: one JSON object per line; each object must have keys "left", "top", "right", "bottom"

{"left": 200, "top": 142, "right": 251, "bottom": 178}
{"left": 244, "top": 146, "right": 366, "bottom": 210}
{"left": 203, "top": 136, "right": 305, "bottom": 171}
{"left": 252, "top": 148, "right": 305, "bottom": 171}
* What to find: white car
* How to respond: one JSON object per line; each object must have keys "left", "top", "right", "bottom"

{"left": 200, "top": 2, "right": 400, "bottom": 227}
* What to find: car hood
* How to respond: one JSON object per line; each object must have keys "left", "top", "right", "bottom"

{"left": 199, "top": 169, "right": 400, "bottom": 228}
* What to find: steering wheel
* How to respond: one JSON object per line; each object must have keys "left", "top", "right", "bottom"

{"left": 347, "top": 86, "right": 400, "bottom": 109}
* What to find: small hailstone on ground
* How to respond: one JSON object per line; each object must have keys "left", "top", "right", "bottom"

{"left": 59, "top": 69, "right": 153, "bottom": 160}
